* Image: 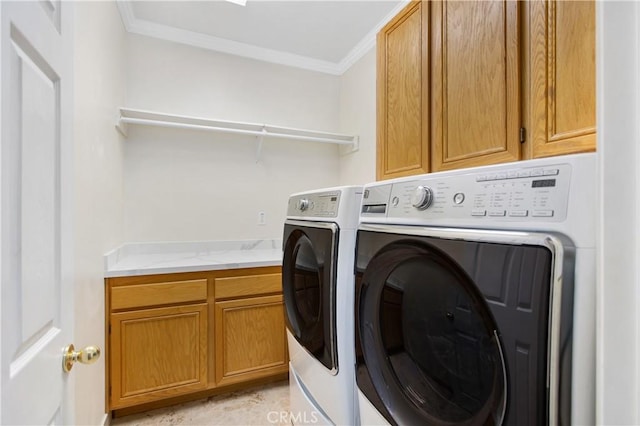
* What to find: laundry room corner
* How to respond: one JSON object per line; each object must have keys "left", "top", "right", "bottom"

{"left": 338, "top": 48, "right": 377, "bottom": 186}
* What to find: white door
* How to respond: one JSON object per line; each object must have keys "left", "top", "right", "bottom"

{"left": 1, "top": 1, "right": 74, "bottom": 424}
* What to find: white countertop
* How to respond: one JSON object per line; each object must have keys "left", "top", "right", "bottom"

{"left": 104, "top": 239, "right": 282, "bottom": 278}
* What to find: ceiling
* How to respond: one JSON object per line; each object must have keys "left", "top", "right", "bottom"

{"left": 117, "top": 0, "right": 407, "bottom": 75}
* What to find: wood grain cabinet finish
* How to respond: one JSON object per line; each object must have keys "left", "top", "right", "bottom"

{"left": 376, "top": 0, "right": 596, "bottom": 178}
{"left": 106, "top": 267, "right": 285, "bottom": 413}
{"left": 214, "top": 294, "right": 287, "bottom": 386}
{"left": 213, "top": 273, "right": 288, "bottom": 386}
{"left": 431, "top": 0, "right": 520, "bottom": 171}
{"left": 110, "top": 303, "right": 208, "bottom": 409}
{"left": 376, "top": 1, "right": 430, "bottom": 180}
{"left": 527, "top": 0, "right": 596, "bottom": 158}
{"left": 107, "top": 276, "right": 209, "bottom": 409}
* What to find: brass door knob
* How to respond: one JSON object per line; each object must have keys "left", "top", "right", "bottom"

{"left": 62, "top": 344, "right": 101, "bottom": 372}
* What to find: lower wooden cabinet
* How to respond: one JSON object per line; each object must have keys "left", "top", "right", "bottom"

{"left": 110, "top": 304, "right": 208, "bottom": 407}
{"left": 215, "top": 294, "right": 287, "bottom": 386}
{"left": 105, "top": 266, "right": 286, "bottom": 413}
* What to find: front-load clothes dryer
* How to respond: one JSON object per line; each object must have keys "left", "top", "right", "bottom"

{"left": 283, "top": 186, "right": 362, "bottom": 425}
{"left": 355, "top": 153, "right": 595, "bottom": 425}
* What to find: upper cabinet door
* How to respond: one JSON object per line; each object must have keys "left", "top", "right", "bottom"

{"left": 528, "top": 0, "right": 596, "bottom": 158}
{"left": 376, "top": 1, "right": 430, "bottom": 180}
{"left": 431, "top": 0, "right": 520, "bottom": 171}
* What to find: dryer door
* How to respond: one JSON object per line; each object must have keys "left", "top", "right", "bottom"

{"left": 356, "top": 238, "right": 507, "bottom": 425}
{"left": 283, "top": 221, "right": 338, "bottom": 372}
{"left": 355, "top": 226, "right": 563, "bottom": 426}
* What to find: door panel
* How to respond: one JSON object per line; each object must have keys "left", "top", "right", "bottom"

{"left": 1, "top": 1, "right": 73, "bottom": 424}
{"left": 214, "top": 295, "right": 288, "bottom": 386}
{"left": 110, "top": 304, "right": 208, "bottom": 409}
{"left": 15, "top": 30, "right": 59, "bottom": 341}
{"left": 376, "top": 1, "right": 429, "bottom": 180}
{"left": 528, "top": 0, "right": 596, "bottom": 158}
{"left": 355, "top": 230, "right": 559, "bottom": 425}
{"left": 282, "top": 223, "right": 337, "bottom": 371}
{"left": 431, "top": 0, "right": 520, "bottom": 171}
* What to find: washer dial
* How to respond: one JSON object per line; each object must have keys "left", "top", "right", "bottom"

{"left": 298, "top": 198, "right": 309, "bottom": 211}
{"left": 411, "top": 186, "right": 434, "bottom": 210}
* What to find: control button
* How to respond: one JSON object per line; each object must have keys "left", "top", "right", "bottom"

{"left": 476, "top": 175, "right": 488, "bottom": 182}
{"left": 543, "top": 169, "right": 559, "bottom": 176}
{"left": 507, "top": 171, "right": 518, "bottom": 179}
{"left": 532, "top": 210, "right": 554, "bottom": 217}
{"left": 487, "top": 174, "right": 497, "bottom": 181}
{"left": 517, "top": 171, "right": 531, "bottom": 178}
{"left": 453, "top": 193, "right": 465, "bottom": 204}
{"left": 496, "top": 173, "right": 507, "bottom": 180}
{"left": 298, "top": 198, "right": 309, "bottom": 211}
{"left": 471, "top": 209, "right": 487, "bottom": 217}
{"left": 411, "top": 185, "right": 434, "bottom": 210}
{"left": 531, "top": 169, "right": 544, "bottom": 177}
{"left": 509, "top": 210, "right": 529, "bottom": 217}
{"left": 489, "top": 210, "right": 507, "bottom": 217}
{"left": 392, "top": 196, "right": 399, "bottom": 207}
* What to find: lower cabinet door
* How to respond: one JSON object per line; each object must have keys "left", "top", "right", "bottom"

{"left": 110, "top": 303, "right": 208, "bottom": 409}
{"left": 214, "top": 294, "right": 288, "bottom": 386}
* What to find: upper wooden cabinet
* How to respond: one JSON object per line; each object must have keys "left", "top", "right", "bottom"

{"left": 376, "top": 1, "right": 429, "bottom": 180}
{"left": 431, "top": 0, "right": 520, "bottom": 171}
{"left": 527, "top": 0, "right": 596, "bottom": 158}
{"left": 376, "top": 0, "right": 596, "bottom": 179}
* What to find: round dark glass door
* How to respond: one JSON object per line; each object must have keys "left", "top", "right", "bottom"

{"left": 357, "top": 241, "right": 507, "bottom": 425}
{"left": 282, "top": 223, "right": 337, "bottom": 371}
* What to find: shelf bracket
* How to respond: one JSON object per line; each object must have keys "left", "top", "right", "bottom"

{"left": 256, "top": 127, "right": 267, "bottom": 163}
{"left": 339, "top": 135, "right": 360, "bottom": 156}
{"left": 115, "top": 116, "right": 128, "bottom": 138}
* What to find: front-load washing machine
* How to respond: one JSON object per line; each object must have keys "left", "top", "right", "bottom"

{"left": 283, "top": 186, "right": 362, "bottom": 425}
{"left": 355, "top": 153, "right": 595, "bottom": 425}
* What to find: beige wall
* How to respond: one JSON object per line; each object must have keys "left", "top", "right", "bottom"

{"left": 123, "top": 35, "right": 341, "bottom": 242}
{"left": 338, "top": 48, "right": 377, "bottom": 185}
{"left": 73, "top": 1, "right": 126, "bottom": 424}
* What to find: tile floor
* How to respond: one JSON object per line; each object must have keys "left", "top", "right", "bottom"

{"left": 111, "top": 380, "right": 290, "bottom": 426}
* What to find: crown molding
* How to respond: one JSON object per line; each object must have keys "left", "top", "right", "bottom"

{"left": 337, "top": 0, "right": 411, "bottom": 74}
{"left": 117, "top": 0, "right": 410, "bottom": 76}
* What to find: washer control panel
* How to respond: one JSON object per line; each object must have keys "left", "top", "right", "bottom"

{"left": 362, "top": 163, "right": 572, "bottom": 222}
{"left": 288, "top": 191, "right": 341, "bottom": 217}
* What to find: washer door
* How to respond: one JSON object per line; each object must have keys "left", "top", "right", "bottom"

{"left": 356, "top": 240, "right": 507, "bottom": 425}
{"left": 283, "top": 221, "right": 338, "bottom": 372}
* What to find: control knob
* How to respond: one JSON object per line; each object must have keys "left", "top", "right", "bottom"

{"left": 411, "top": 185, "right": 434, "bottom": 210}
{"left": 298, "top": 198, "right": 310, "bottom": 211}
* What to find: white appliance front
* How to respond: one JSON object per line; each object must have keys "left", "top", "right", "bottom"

{"left": 283, "top": 186, "right": 362, "bottom": 426}
{"left": 355, "top": 153, "right": 595, "bottom": 425}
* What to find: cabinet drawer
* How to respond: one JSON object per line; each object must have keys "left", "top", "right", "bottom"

{"left": 111, "top": 279, "right": 207, "bottom": 310}
{"left": 214, "top": 273, "right": 281, "bottom": 300}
